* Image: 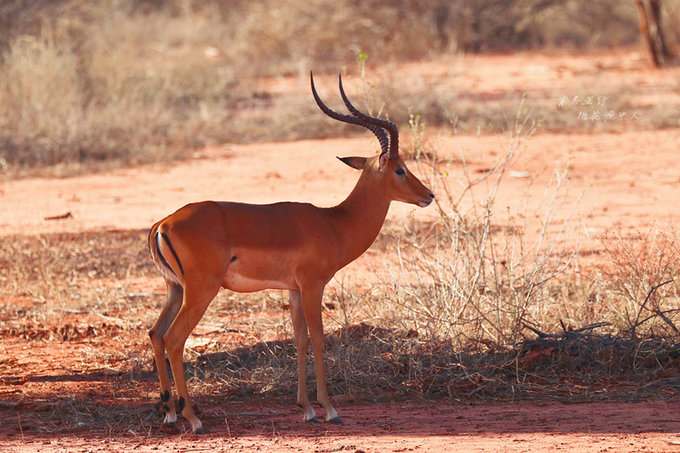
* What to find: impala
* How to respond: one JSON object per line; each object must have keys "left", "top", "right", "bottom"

{"left": 147, "top": 72, "right": 434, "bottom": 433}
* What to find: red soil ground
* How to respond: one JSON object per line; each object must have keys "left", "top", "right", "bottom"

{"left": 2, "top": 50, "right": 680, "bottom": 452}
{"left": 4, "top": 399, "right": 680, "bottom": 452}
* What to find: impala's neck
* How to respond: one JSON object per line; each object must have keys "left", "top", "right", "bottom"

{"left": 326, "top": 166, "right": 391, "bottom": 268}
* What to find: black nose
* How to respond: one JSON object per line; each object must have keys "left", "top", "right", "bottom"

{"left": 429, "top": 192, "right": 435, "bottom": 199}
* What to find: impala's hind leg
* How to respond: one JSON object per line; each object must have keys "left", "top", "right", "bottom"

{"left": 149, "top": 281, "right": 183, "bottom": 427}
{"left": 163, "top": 281, "right": 220, "bottom": 434}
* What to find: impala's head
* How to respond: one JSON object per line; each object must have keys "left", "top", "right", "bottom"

{"left": 311, "top": 72, "right": 434, "bottom": 208}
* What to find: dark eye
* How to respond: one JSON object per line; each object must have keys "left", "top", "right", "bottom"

{"left": 395, "top": 167, "right": 405, "bottom": 176}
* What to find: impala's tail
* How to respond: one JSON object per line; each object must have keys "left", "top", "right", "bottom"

{"left": 148, "top": 222, "right": 185, "bottom": 285}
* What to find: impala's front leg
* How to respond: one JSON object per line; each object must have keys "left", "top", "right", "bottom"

{"left": 289, "top": 290, "right": 318, "bottom": 422}
{"left": 300, "top": 284, "right": 342, "bottom": 424}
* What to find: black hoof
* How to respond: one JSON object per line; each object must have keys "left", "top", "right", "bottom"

{"left": 328, "top": 417, "right": 343, "bottom": 424}
{"left": 194, "top": 427, "right": 206, "bottom": 434}
{"left": 159, "top": 422, "right": 178, "bottom": 433}
{"left": 306, "top": 416, "right": 320, "bottom": 423}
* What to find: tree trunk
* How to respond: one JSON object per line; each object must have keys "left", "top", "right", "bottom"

{"left": 635, "top": 0, "right": 678, "bottom": 67}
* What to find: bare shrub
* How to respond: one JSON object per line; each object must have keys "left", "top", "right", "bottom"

{"left": 601, "top": 230, "right": 680, "bottom": 338}
{"left": 359, "top": 103, "right": 580, "bottom": 350}
{"left": 0, "top": 4, "right": 236, "bottom": 169}
{"left": 0, "top": 29, "right": 86, "bottom": 166}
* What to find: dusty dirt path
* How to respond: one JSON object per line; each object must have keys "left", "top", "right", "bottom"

{"left": 3, "top": 400, "right": 680, "bottom": 452}
{"left": 2, "top": 128, "right": 680, "bottom": 245}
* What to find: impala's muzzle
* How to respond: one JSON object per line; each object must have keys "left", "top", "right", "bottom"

{"left": 418, "top": 192, "right": 435, "bottom": 208}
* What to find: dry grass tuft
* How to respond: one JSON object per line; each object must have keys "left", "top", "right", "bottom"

{"left": 601, "top": 229, "right": 680, "bottom": 338}
{"left": 0, "top": 230, "right": 154, "bottom": 310}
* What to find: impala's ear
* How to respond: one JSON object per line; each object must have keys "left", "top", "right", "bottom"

{"left": 337, "top": 156, "right": 367, "bottom": 170}
{"left": 378, "top": 152, "right": 390, "bottom": 170}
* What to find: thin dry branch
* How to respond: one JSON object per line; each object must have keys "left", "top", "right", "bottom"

{"left": 630, "top": 279, "right": 674, "bottom": 338}
{"left": 523, "top": 322, "right": 612, "bottom": 339}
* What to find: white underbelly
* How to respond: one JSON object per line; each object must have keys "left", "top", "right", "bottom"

{"left": 222, "top": 271, "right": 293, "bottom": 293}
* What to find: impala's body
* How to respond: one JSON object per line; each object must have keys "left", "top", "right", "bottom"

{"left": 147, "top": 73, "right": 433, "bottom": 434}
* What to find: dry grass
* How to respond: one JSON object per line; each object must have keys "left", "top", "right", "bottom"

{"left": 0, "top": 230, "right": 154, "bottom": 313}
{"left": 0, "top": 4, "right": 237, "bottom": 169}
{"left": 601, "top": 229, "right": 680, "bottom": 338}
{"left": 1, "top": 233, "right": 679, "bottom": 435}
{"left": 1, "top": 0, "right": 674, "bottom": 175}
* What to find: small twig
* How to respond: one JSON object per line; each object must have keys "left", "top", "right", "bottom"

{"left": 44, "top": 212, "right": 73, "bottom": 221}
{"left": 17, "top": 412, "right": 24, "bottom": 441}
{"left": 631, "top": 279, "right": 674, "bottom": 338}
{"left": 633, "top": 308, "right": 680, "bottom": 329}
{"left": 524, "top": 321, "right": 612, "bottom": 339}
{"left": 655, "top": 309, "right": 679, "bottom": 334}
{"left": 559, "top": 319, "right": 568, "bottom": 333}
{"left": 93, "top": 311, "right": 128, "bottom": 325}
{"left": 572, "top": 322, "right": 612, "bottom": 333}
{"left": 523, "top": 324, "right": 552, "bottom": 338}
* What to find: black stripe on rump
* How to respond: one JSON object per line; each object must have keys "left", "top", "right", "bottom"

{"left": 158, "top": 232, "right": 185, "bottom": 277}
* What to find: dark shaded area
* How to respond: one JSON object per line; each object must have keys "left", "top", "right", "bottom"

{"left": 1, "top": 323, "right": 680, "bottom": 438}
{"left": 188, "top": 323, "right": 680, "bottom": 404}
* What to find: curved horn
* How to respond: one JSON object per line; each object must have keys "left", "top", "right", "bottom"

{"left": 338, "top": 73, "right": 399, "bottom": 159}
{"left": 310, "top": 72, "right": 389, "bottom": 155}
